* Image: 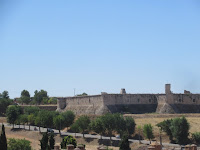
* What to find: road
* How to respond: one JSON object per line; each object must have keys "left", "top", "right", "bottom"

{"left": 2, "top": 123, "right": 180, "bottom": 147}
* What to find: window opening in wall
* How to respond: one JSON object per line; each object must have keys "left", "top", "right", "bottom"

{"left": 179, "top": 99, "right": 182, "bottom": 102}
{"left": 193, "top": 99, "right": 196, "bottom": 103}
{"left": 138, "top": 99, "right": 140, "bottom": 103}
{"left": 149, "top": 99, "right": 151, "bottom": 103}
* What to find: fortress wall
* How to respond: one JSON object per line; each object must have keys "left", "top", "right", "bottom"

{"left": 58, "top": 95, "right": 109, "bottom": 115}
{"left": 57, "top": 98, "right": 67, "bottom": 110}
{"left": 172, "top": 94, "right": 200, "bottom": 104}
{"left": 165, "top": 94, "right": 200, "bottom": 113}
{"left": 103, "top": 94, "right": 158, "bottom": 114}
{"left": 103, "top": 94, "right": 158, "bottom": 105}
{"left": 65, "top": 95, "right": 103, "bottom": 106}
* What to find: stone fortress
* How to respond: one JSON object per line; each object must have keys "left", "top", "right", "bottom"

{"left": 56, "top": 84, "right": 200, "bottom": 115}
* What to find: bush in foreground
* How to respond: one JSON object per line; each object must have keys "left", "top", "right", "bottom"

{"left": 8, "top": 138, "right": 31, "bottom": 150}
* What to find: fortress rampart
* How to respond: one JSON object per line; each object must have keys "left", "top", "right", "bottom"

{"left": 57, "top": 84, "right": 200, "bottom": 115}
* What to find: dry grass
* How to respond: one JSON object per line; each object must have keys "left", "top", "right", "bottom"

{"left": 125, "top": 114, "right": 200, "bottom": 143}
{"left": 3, "top": 127, "right": 119, "bottom": 150}
{"left": 2, "top": 114, "right": 200, "bottom": 149}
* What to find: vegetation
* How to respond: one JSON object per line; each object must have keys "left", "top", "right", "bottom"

{"left": 8, "top": 138, "right": 31, "bottom": 150}
{"left": 60, "top": 135, "right": 77, "bottom": 149}
{"left": 0, "top": 124, "right": 7, "bottom": 150}
{"left": 76, "top": 92, "right": 88, "bottom": 96}
{"left": 137, "top": 125, "right": 142, "bottom": 143}
{"left": 119, "top": 133, "right": 131, "bottom": 150}
{"left": 0, "top": 91, "right": 12, "bottom": 116}
{"left": 192, "top": 132, "right": 200, "bottom": 145}
{"left": 157, "top": 116, "right": 190, "bottom": 145}
{"left": 40, "top": 132, "right": 55, "bottom": 150}
{"left": 34, "top": 90, "right": 48, "bottom": 105}
{"left": 20, "top": 90, "right": 30, "bottom": 104}
{"left": 143, "top": 124, "right": 154, "bottom": 144}
{"left": 61, "top": 111, "right": 75, "bottom": 129}
{"left": 90, "top": 117, "right": 105, "bottom": 139}
{"left": 71, "top": 115, "right": 90, "bottom": 138}
{"left": 6, "top": 105, "right": 22, "bottom": 128}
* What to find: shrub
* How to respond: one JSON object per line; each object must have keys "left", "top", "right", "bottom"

{"left": 8, "top": 138, "right": 31, "bottom": 150}
{"left": 119, "top": 133, "right": 131, "bottom": 150}
{"left": 192, "top": 132, "right": 200, "bottom": 145}
{"left": 60, "top": 135, "right": 77, "bottom": 148}
{"left": 143, "top": 124, "right": 154, "bottom": 143}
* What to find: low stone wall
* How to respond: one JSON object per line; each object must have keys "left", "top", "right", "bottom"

{"left": 21, "top": 105, "right": 57, "bottom": 111}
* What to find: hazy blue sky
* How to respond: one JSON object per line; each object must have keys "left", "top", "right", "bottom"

{"left": 1, "top": 0, "right": 200, "bottom": 98}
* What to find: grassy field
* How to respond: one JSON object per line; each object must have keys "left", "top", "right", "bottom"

{"left": 3, "top": 127, "right": 119, "bottom": 150}
{"left": 2, "top": 113, "right": 200, "bottom": 149}
{"left": 125, "top": 113, "right": 200, "bottom": 143}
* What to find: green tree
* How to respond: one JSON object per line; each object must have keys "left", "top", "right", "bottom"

{"left": 34, "top": 90, "right": 48, "bottom": 105}
{"left": 113, "top": 113, "right": 126, "bottom": 137}
{"left": 37, "top": 110, "right": 56, "bottom": 128}
{"left": 192, "top": 132, "right": 200, "bottom": 145}
{"left": 90, "top": 117, "right": 105, "bottom": 139}
{"left": 8, "top": 138, "right": 31, "bottom": 150}
{"left": 157, "top": 119, "right": 174, "bottom": 143}
{"left": 124, "top": 117, "right": 136, "bottom": 136}
{"left": 49, "top": 133, "right": 55, "bottom": 149}
{"left": 48, "top": 97, "right": 57, "bottom": 104}
{"left": 70, "top": 122, "right": 79, "bottom": 137}
{"left": 0, "top": 124, "right": 7, "bottom": 150}
{"left": 101, "top": 113, "right": 116, "bottom": 140}
{"left": 20, "top": 90, "right": 30, "bottom": 104}
{"left": 20, "top": 114, "right": 28, "bottom": 129}
{"left": 2, "top": 91, "right": 9, "bottom": 99}
{"left": 170, "top": 117, "right": 190, "bottom": 145}
{"left": 28, "top": 114, "right": 35, "bottom": 130}
{"left": 0, "top": 98, "right": 12, "bottom": 115}
{"left": 77, "top": 93, "right": 88, "bottom": 96}
{"left": 73, "top": 115, "right": 90, "bottom": 138}
{"left": 61, "top": 111, "right": 75, "bottom": 129}
{"left": 137, "top": 125, "right": 142, "bottom": 144}
{"left": 53, "top": 115, "right": 64, "bottom": 134}
{"left": 143, "top": 124, "right": 154, "bottom": 144}
{"left": 6, "top": 105, "right": 22, "bottom": 128}
{"left": 119, "top": 133, "right": 131, "bottom": 150}
{"left": 24, "top": 106, "right": 40, "bottom": 115}
{"left": 34, "top": 116, "right": 41, "bottom": 132}
{"left": 40, "top": 132, "right": 49, "bottom": 150}
{"left": 60, "top": 135, "right": 77, "bottom": 149}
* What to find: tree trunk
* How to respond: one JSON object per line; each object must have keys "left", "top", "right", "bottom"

{"left": 39, "top": 126, "right": 41, "bottom": 132}
{"left": 13, "top": 123, "right": 14, "bottom": 129}
{"left": 139, "top": 131, "right": 141, "bottom": 144}
{"left": 29, "top": 124, "right": 30, "bottom": 131}
{"left": 19, "top": 124, "right": 20, "bottom": 128}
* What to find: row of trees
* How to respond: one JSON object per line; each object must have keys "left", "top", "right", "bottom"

{"left": 6, "top": 105, "right": 200, "bottom": 146}
{"left": 19, "top": 89, "right": 57, "bottom": 105}
{"left": 70, "top": 113, "right": 136, "bottom": 140}
{"left": 6, "top": 105, "right": 75, "bottom": 132}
